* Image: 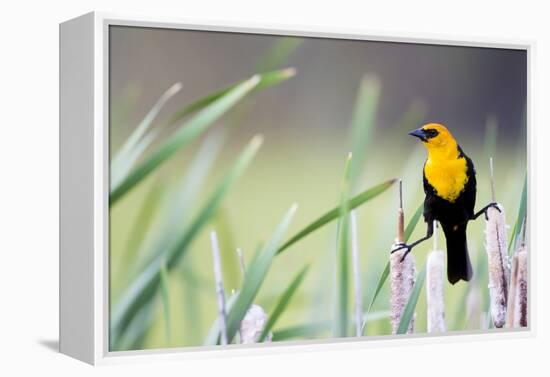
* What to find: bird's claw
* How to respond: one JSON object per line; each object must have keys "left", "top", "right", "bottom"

{"left": 390, "top": 242, "right": 407, "bottom": 253}
{"left": 390, "top": 242, "right": 412, "bottom": 262}
{"left": 484, "top": 202, "right": 501, "bottom": 220}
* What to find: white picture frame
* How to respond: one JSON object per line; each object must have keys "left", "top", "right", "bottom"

{"left": 59, "top": 11, "right": 534, "bottom": 365}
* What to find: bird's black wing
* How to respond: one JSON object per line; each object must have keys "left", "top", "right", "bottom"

{"left": 457, "top": 145, "right": 476, "bottom": 218}
{"left": 422, "top": 160, "right": 437, "bottom": 224}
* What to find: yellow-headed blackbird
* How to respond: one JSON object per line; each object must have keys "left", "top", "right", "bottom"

{"left": 392, "top": 123, "right": 499, "bottom": 284}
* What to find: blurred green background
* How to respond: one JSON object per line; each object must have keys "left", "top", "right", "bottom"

{"left": 109, "top": 26, "right": 527, "bottom": 351}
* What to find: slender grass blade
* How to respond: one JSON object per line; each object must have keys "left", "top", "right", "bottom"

{"left": 159, "top": 259, "right": 171, "bottom": 344}
{"left": 110, "top": 76, "right": 260, "bottom": 204}
{"left": 212, "top": 208, "right": 241, "bottom": 290}
{"left": 111, "top": 136, "right": 263, "bottom": 349}
{"left": 508, "top": 174, "right": 527, "bottom": 255}
{"left": 123, "top": 130, "right": 225, "bottom": 297}
{"left": 116, "top": 183, "right": 164, "bottom": 278}
{"left": 277, "top": 179, "right": 397, "bottom": 255}
{"left": 224, "top": 204, "right": 298, "bottom": 343}
{"left": 165, "top": 68, "right": 296, "bottom": 127}
{"left": 113, "top": 300, "right": 155, "bottom": 351}
{"left": 349, "top": 75, "right": 381, "bottom": 189}
{"left": 404, "top": 203, "right": 425, "bottom": 242}
{"left": 111, "top": 83, "right": 182, "bottom": 189}
{"left": 255, "top": 38, "right": 302, "bottom": 73}
{"left": 272, "top": 311, "right": 390, "bottom": 341}
{"left": 111, "top": 128, "right": 162, "bottom": 191}
{"left": 259, "top": 266, "right": 310, "bottom": 341}
{"left": 334, "top": 154, "right": 353, "bottom": 337}
{"left": 364, "top": 263, "right": 390, "bottom": 321}
{"left": 272, "top": 321, "right": 330, "bottom": 341}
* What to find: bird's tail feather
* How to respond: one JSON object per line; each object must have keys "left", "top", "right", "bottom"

{"left": 441, "top": 223, "right": 473, "bottom": 284}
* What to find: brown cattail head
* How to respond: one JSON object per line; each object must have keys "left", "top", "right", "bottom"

{"left": 426, "top": 250, "right": 446, "bottom": 333}
{"left": 516, "top": 217, "right": 528, "bottom": 327}
{"left": 507, "top": 215, "right": 528, "bottom": 328}
{"left": 390, "top": 247, "right": 416, "bottom": 334}
{"left": 485, "top": 204, "right": 509, "bottom": 328}
{"left": 513, "top": 245, "right": 528, "bottom": 327}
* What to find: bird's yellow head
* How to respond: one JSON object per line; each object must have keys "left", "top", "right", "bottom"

{"left": 408, "top": 123, "right": 458, "bottom": 152}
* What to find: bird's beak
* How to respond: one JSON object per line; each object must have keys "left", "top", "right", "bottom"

{"left": 408, "top": 128, "right": 427, "bottom": 142}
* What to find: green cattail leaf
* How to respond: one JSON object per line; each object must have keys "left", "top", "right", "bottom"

{"left": 334, "top": 154, "right": 353, "bottom": 337}
{"left": 132, "top": 130, "right": 226, "bottom": 277}
{"left": 159, "top": 259, "right": 171, "bottom": 344}
{"left": 117, "top": 183, "right": 164, "bottom": 278}
{"left": 363, "top": 203, "right": 423, "bottom": 322}
{"left": 404, "top": 204, "right": 424, "bottom": 242}
{"left": 259, "top": 266, "right": 310, "bottom": 341}
{"left": 111, "top": 83, "right": 182, "bottom": 190}
{"left": 224, "top": 204, "right": 299, "bottom": 343}
{"left": 272, "top": 321, "right": 331, "bottom": 341}
{"left": 272, "top": 311, "right": 390, "bottom": 341}
{"left": 364, "top": 263, "right": 390, "bottom": 321}
{"left": 111, "top": 136, "right": 263, "bottom": 350}
{"left": 255, "top": 38, "right": 302, "bottom": 73}
{"left": 110, "top": 69, "right": 295, "bottom": 205}
{"left": 349, "top": 75, "right": 381, "bottom": 188}
{"left": 212, "top": 208, "right": 241, "bottom": 290}
{"left": 165, "top": 68, "right": 296, "bottom": 127}
{"left": 156, "top": 135, "right": 263, "bottom": 275}
{"left": 397, "top": 263, "right": 427, "bottom": 334}
{"left": 110, "top": 76, "right": 259, "bottom": 204}
{"left": 508, "top": 174, "right": 527, "bottom": 255}
{"left": 277, "top": 179, "right": 397, "bottom": 255}
{"left": 114, "top": 300, "right": 156, "bottom": 351}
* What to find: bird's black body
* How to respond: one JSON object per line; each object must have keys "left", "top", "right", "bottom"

{"left": 422, "top": 146, "right": 476, "bottom": 284}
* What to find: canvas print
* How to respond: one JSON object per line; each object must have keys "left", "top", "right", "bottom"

{"left": 108, "top": 25, "right": 528, "bottom": 351}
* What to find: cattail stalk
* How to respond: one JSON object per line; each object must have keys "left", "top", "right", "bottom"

{"left": 426, "top": 221, "right": 446, "bottom": 333}
{"left": 397, "top": 180, "right": 404, "bottom": 243}
{"left": 480, "top": 312, "right": 490, "bottom": 331}
{"left": 489, "top": 157, "right": 496, "bottom": 202}
{"left": 485, "top": 159, "right": 509, "bottom": 328}
{"left": 210, "top": 231, "right": 228, "bottom": 345}
{"left": 506, "top": 252, "right": 519, "bottom": 327}
{"left": 350, "top": 210, "right": 363, "bottom": 337}
{"left": 390, "top": 180, "right": 416, "bottom": 334}
{"left": 466, "top": 285, "right": 482, "bottom": 330}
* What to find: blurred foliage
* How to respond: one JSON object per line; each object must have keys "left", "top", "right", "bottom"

{"left": 109, "top": 37, "right": 527, "bottom": 351}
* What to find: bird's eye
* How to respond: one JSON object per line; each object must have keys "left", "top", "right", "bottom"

{"left": 425, "top": 129, "right": 439, "bottom": 138}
